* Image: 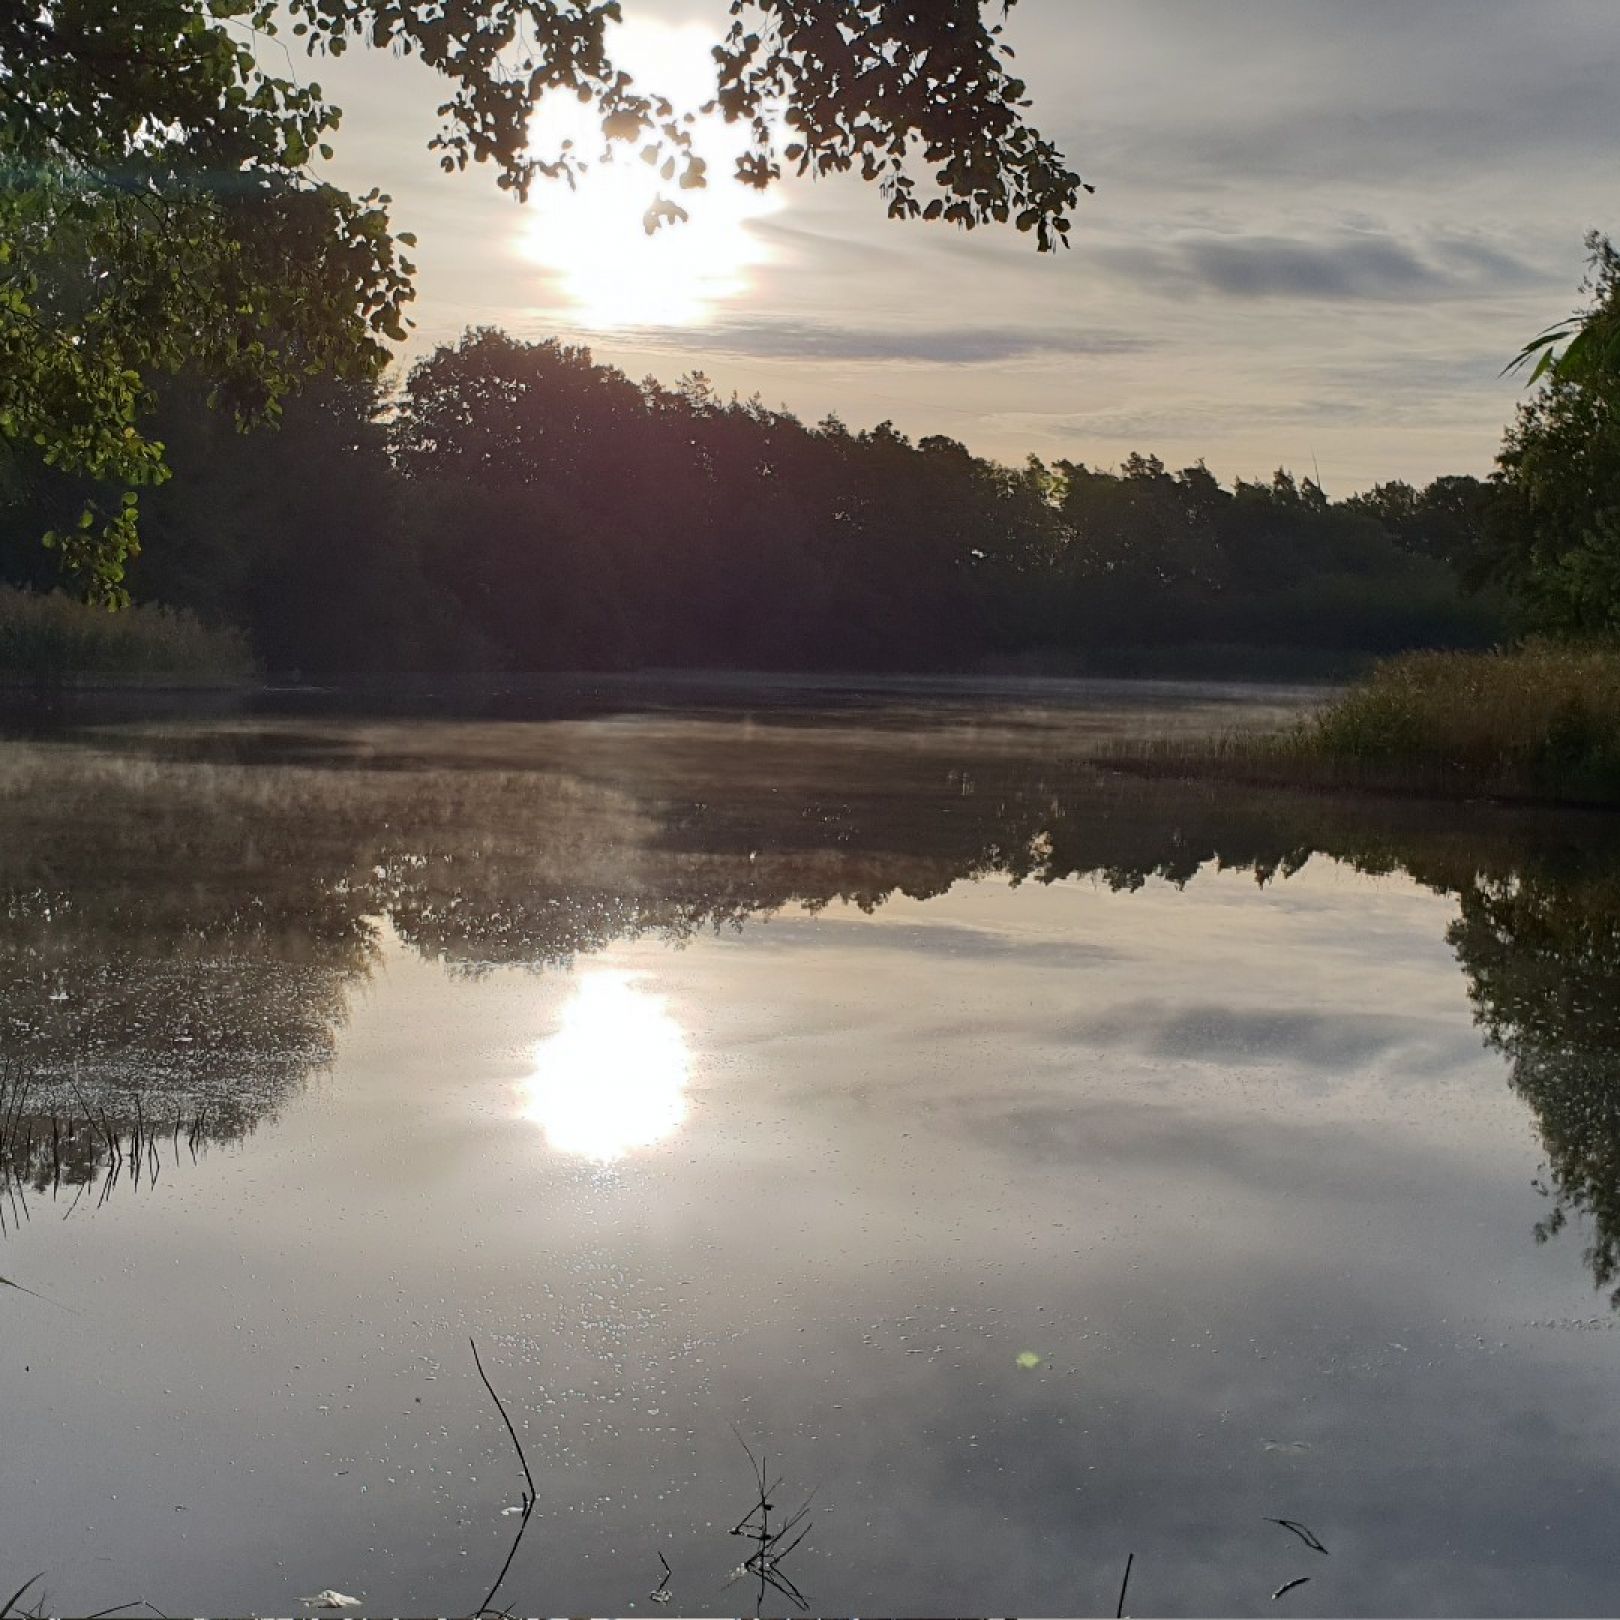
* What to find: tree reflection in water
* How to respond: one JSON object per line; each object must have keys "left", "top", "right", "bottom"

{"left": 1449, "top": 871, "right": 1620, "bottom": 1302}
{"left": 2, "top": 711, "right": 1618, "bottom": 1299}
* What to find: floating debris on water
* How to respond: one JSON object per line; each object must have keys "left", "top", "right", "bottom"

{"left": 1266, "top": 1517, "right": 1329, "bottom": 1555}
{"left": 649, "top": 1549, "right": 673, "bottom": 1604}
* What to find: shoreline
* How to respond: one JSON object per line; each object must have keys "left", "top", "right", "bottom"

{"left": 1094, "top": 744, "right": 1620, "bottom": 813}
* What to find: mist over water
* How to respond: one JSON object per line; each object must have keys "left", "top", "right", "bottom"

{"left": 4, "top": 679, "right": 1620, "bottom": 1616}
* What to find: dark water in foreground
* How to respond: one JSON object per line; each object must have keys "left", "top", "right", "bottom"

{"left": 3, "top": 678, "right": 1620, "bottom": 1617}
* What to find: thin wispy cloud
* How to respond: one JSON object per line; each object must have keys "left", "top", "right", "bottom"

{"left": 591, "top": 320, "right": 1156, "bottom": 365}
{"left": 1097, "top": 232, "right": 1544, "bottom": 304}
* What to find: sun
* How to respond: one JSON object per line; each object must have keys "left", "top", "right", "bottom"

{"left": 518, "top": 972, "right": 691, "bottom": 1162}
{"left": 516, "top": 19, "right": 782, "bottom": 332}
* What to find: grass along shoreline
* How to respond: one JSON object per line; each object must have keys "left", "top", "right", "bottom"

{"left": 1103, "top": 647, "right": 1620, "bottom": 808}
{"left": 0, "top": 586, "right": 255, "bottom": 684}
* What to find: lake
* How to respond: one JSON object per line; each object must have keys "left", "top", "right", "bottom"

{"left": 3, "top": 677, "right": 1619, "bottom": 1617}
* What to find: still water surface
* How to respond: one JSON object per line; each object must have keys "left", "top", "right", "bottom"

{"left": 3, "top": 679, "right": 1620, "bottom": 1616}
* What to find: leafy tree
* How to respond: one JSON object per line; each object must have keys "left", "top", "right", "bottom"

{"left": 1, "top": 4, "right": 415, "bottom": 597}
{"left": 712, "top": 1, "right": 1091, "bottom": 246}
{"left": 1508, "top": 229, "right": 1620, "bottom": 388}
{"left": 0, "top": 0, "right": 1086, "bottom": 599}
{"left": 0, "top": 312, "right": 1506, "bottom": 674}
{"left": 1045, "top": 453, "right": 1496, "bottom": 661}
{"left": 1345, "top": 480, "right": 1422, "bottom": 539}
{"left": 388, "top": 329, "right": 1067, "bottom": 671}
{"left": 1346, "top": 475, "right": 1498, "bottom": 578}
{"left": 1491, "top": 235, "right": 1620, "bottom": 636}
{"left": 1413, "top": 475, "right": 1498, "bottom": 579}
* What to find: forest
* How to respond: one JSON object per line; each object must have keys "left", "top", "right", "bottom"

{"left": 0, "top": 327, "right": 1508, "bottom": 677}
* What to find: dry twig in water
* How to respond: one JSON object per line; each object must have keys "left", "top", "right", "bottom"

{"left": 468, "top": 1336, "right": 536, "bottom": 1618}
{"left": 648, "top": 1550, "right": 673, "bottom": 1605}
{"left": 1116, "top": 1551, "right": 1136, "bottom": 1618}
{"left": 723, "top": 1429, "right": 814, "bottom": 1611}
{"left": 0, "top": 1575, "right": 43, "bottom": 1620}
{"left": 1265, "top": 1518, "right": 1329, "bottom": 1555}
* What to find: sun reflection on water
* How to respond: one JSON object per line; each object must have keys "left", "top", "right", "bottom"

{"left": 520, "top": 972, "right": 689, "bottom": 1161}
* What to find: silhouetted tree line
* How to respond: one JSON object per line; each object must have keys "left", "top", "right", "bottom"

{"left": 0, "top": 327, "right": 1508, "bottom": 673}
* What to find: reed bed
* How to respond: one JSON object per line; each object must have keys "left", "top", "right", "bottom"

{"left": 1104, "top": 646, "right": 1620, "bottom": 807}
{"left": 0, "top": 586, "right": 254, "bottom": 682}
{"left": 0, "top": 1060, "right": 214, "bottom": 1228}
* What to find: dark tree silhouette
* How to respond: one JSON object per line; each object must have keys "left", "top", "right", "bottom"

{"left": 0, "top": 326, "right": 1504, "bottom": 673}
{"left": 1, "top": 0, "right": 1085, "bottom": 591}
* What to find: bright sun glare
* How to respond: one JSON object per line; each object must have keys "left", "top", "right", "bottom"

{"left": 518, "top": 20, "right": 782, "bottom": 331}
{"left": 519, "top": 971, "right": 690, "bottom": 1162}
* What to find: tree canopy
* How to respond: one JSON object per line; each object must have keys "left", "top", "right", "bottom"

{"left": 1508, "top": 230, "right": 1620, "bottom": 390}
{"left": 1491, "top": 235, "right": 1620, "bottom": 637}
{"left": 0, "top": 0, "right": 1087, "bottom": 598}
{"left": 1, "top": 325, "right": 1502, "bottom": 676}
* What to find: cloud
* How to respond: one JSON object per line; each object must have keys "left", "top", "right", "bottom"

{"left": 1063, "top": 999, "right": 1477, "bottom": 1077}
{"left": 1042, "top": 3, "right": 1620, "bottom": 190}
{"left": 1157, "top": 80, "right": 1617, "bottom": 191}
{"left": 1432, "top": 234, "right": 1549, "bottom": 287}
{"left": 590, "top": 319, "right": 1155, "bottom": 365}
{"left": 747, "top": 213, "right": 912, "bottom": 273}
{"left": 755, "top": 916, "right": 1121, "bottom": 966}
{"left": 1187, "top": 235, "right": 1442, "bottom": 299}
{"left": 1027, "top": 399, "right": 1378, "bottom": 443}
{"left": 1095, "top": 231, "right": 1543, "bottom": 303}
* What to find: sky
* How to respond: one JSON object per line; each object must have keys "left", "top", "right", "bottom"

{"left": 307, "top": 0, "right": 1617, "bottom": 492}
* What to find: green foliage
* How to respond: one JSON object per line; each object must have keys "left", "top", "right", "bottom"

{"left": 1287, "top": 646, "right": 1620, "bottom": 803}
{"left": 0, "top": 324, "right": 1505, "bottom": 675}
{"left": 1, "top": 1, "right": 415, "bottom": 598}
{"left": 388, "top": 329, "right": 1069, "bottom": 670}
{"left": 1342, "top": 473, "right": 1499, "bottom": 578}
{"left": 0, "top": 323, "right": 1506, "bottom": 675}
{"left": 1507, "top": 231, "right": 1620, "bottom": 388}
{"left": 1044, "top": 451, "right": 1497, "bottom": 657}
{"left": 131, "top": 375, "right": 488, "bottom": 672}
{"left": 1490, "top": 235, "right": 1620, "bottom": 636}
{"left": 0, "top": 584, "right": 253, "bottom": 681}
{"left": 713, "top": 0, "right": 1091, "bottom": 249}
{"left": 0, "top": 1, "right": 1085, "bottom": 596}
{"left": 377, "top": 330, "right": 1495, "bottom": 674}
